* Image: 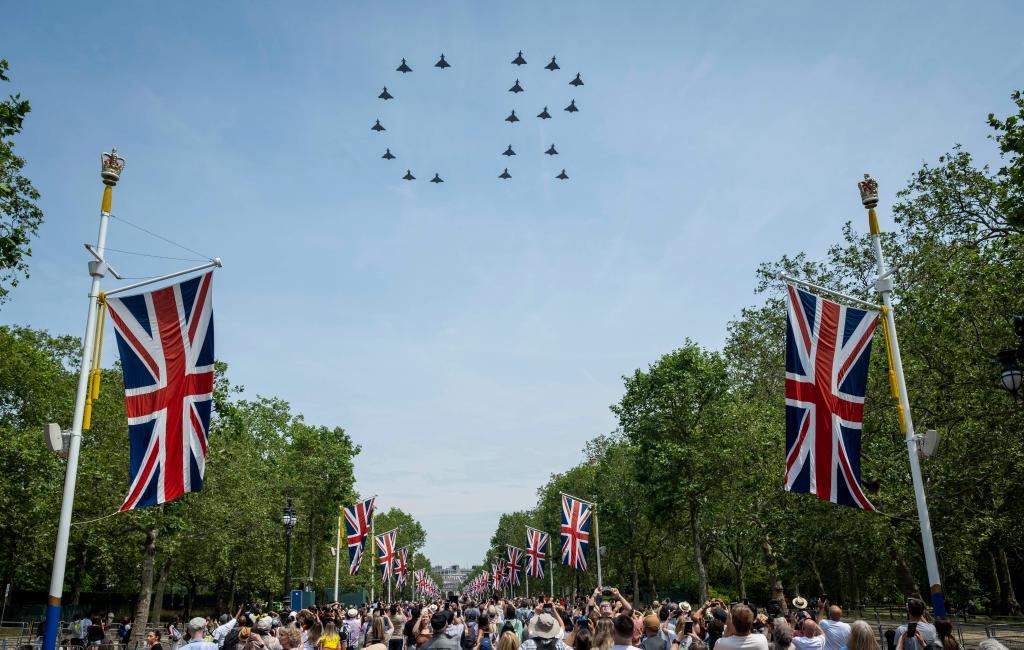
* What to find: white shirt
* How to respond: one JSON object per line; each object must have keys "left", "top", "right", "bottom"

{"left": 792, "top": 636, "right": 826, "bottom": 650}
{"left": 818, "top": 620, "right": 850, "bottom": 650}
{"left": 610, "top": 645, "right": 642, "bottom": 650}
{"left": 714, "top": 635, "right": 769, "bottom": 650}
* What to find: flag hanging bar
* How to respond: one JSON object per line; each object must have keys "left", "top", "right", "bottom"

{"left": 777, "top": 272, "right": 880, "bottom": 311}
{"left": 858, "top": 174, "right": 945, "bottom": 617}
{"left": 559, "top": 491, "right": 595, "bottom": 506}
{"left": 104, "top": 258, "right": 223, "bottom": 297}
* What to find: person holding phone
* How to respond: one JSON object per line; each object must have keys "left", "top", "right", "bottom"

{"left": 893, "top": 599, "right": 935, "bottom": 650}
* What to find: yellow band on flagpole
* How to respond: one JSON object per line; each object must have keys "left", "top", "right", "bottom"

{"left": 83, "top": 297, "right": 108, "bottom": 431}
{"left": 101, "top": 185, "right": 113, "bottom": 214}
{"left": 868, "top": 207, "right": 880, "bottom": 235}
{"left": 879, "top": 305, "right": 907, "bottom": 433}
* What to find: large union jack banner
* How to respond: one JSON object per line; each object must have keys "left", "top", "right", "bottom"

{"left": 506, "top": 546, "right": 522, "bottom": 586}
{"left": 525, "top": 527, "right": 549, "bottom": 578}
{"left": 560, "top": 493, "right": 592, "bottom": 571}
{"left": 106, "top": 272, "right": 215, "bottom": 512}
{"left": 393, "top": 546, "right": 409, "bottom": 587}
{"left": 375, "top": 528, "right": 398, "bottom": 581}
{"left": 343, "top": 497, "right": 375, "bottom": 575}
{"left": 785, "top": 284, "right": 878, "bottom": 511}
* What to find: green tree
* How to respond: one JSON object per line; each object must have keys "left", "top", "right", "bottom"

{"left": 0, "top": 59, "right": 43, "bottom": 304}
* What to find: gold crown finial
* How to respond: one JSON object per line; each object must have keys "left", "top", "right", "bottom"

{"left": 858, "top": 173, "right": 878, "bottom": 209}
{"left": 100, "top": 148, "right": 126, "bottom": 187}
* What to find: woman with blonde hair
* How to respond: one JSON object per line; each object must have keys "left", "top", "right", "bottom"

{"left": 846, "top": 621, "right": 881, "bottom": 650}
{"left": 497, "top": 631, "right": 521, "bottom": 650}
{"left": 592, "top": 618, "right": 615, "bottom": 650}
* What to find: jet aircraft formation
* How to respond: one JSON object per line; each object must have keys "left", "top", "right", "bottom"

{"left": 370, "top": 50, "right": 585, "bottom": 183}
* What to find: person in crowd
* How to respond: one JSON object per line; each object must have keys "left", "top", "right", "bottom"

{"left": 521, "top": 613, "right": 570, "bottom": 650}
{"left": 893, "top": 599, "right": 935, "bottom": 650}
{"left": 86, "top": 615, "right": 106, "bottom": 648}
{"left": 714, "top": 605, "right": 767, "bottom": 650}
{"left": 502, "top": 606, "right": 523, "bottom": 640}
{"left": 185, "top": 617, "right": 218, "bottom": 650}
{"left": 843, "top": 621, "right": 879, "bottom": 650}
{"left": 609, "top": 614, "right": 640, "bottom": 650}
{"left": 322, "top": 620, "right": 341, "bottom": 650}
{"left": 640, "top": 615, "right": 666, "bottom": 650}
{"left": 592, "top": 618, "right": 615, "bottom": 650}
{"left": 119, "top": 617, "right": 133, "bottom": 647}
{"left": 343, "top": 609, "right": 363, "bottom": 650}
{"left": 933, "top": 620, "right": 959, "bottom": 650}
{"left": 792, "top": 619, "right": 824, "bottom": 650}
{"left": 572, "top": 626, "right": 592, "bottom": 650}
{"left": 254, "top": 617, "right": 281, "bottom": 650}
{"left": 498, "top": 631, "right": 522, "bottom": 650}
{"left": 473, "top": 613, "right": 495, "bottom": 650}
{"left": 278, "top": 626, "right": 303, "bottom": 650}
{"left": 421, "top": 612, "right": 461, "bottom": 650}
{"left": 392, "top": 606, "right": 409, "bottom": 636}
{"left": 815, "top": 601, "right": 849, "bottom": 650}
{"left": 368, "top": 615, "right": 390, "bottom": 647}
{"left": 768, "top": 621, "right": 794, "bottom": 650}
{"left": 168, "top": 619, "right": 183, "bottom": 649}
{"left": 148, "top": 629, "right": 165, "bottom": 650}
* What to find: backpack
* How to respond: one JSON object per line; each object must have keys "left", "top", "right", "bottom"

{"left": 461, "top": 623, "right": 479, "bottom": 650}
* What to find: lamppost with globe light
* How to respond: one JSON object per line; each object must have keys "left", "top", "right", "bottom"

{"left": 997, "top": 315, "right": 1024, "bottom": 399}
{"left": 282, "top": 498, "right": 297, "bottom": 603}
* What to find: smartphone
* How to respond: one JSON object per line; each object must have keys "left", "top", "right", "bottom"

{"left": 684, "top": 622, "right": 694, "bottom": 634}
{"left": 602, "top": 589, "right": 613, "bottom": 598}
{"left": 907, "top": 622, "right": 917, "bottom": 637}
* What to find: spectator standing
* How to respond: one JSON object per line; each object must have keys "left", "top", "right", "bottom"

{"left": 521, "top": 613, "right": 570, "bottom": 650}
{"left": 422, "top": 613, "right": 461, "bottom": 650}
{"left": 815, "top": 602, "right": 849, "bottom": 650}
{"left": 792, "top": 620, "right": 824, "bottom": 650}
{"left": 640, "top": 615, "right": 667, "bottom": 650}
{"left": 843, "top": 621, "right": 879, "bottom": 650}
{"left": 609, "top": 615, "right": 640, "bottom": 650}
{"left": 894, "top": 600, "right": 935, "bottom": 650}
{"left": 714, "top": 606, "right": 767, "bottom": 650}
{"left": 185, "top": 618, "right": 218, "bottom": 650}
{"left": 148, "top": 630, "right": 165, "bottom": 650}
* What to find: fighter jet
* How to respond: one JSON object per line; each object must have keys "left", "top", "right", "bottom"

{"left": 545, "top": 144, "right": 558, "bottom": 156}
{"left": 503, "top": 145, "right": 516, "bottom": 156}
{"left": 509, "top": 79, "right": 524, "bottom": 93}
{"left": 396, "top": 58, "right": 412, "bottom": 73}
{"left": 371, "top": 119, "right": 386, "bottom": 132}
{"left": 564, "top": 99, "right": 578, "bottom": 113}
{"left": 499, "top": 168, "right": 512, "bottom": 179}
{"left": 435, "top": 54, "right": 450, "bottom": 69}
{"left": 570, "top": 73, "right": 584, "bottom": 87}
{"left": 382, "top": 148, "right": 396, "bottom": 160}
{"left": 403, "top": 170, "right": 415, "bottom": 181}
{"left": 430, "top": 173, "right": 444, "bottom": 183}
{"left": 512, "top": 50, "right": 527, "bottom": 66}
{"left": 556, "top": 169, "right": 569, "bottom": 180}
{"left": 545, "top": 56, "right": 560, "bottom": 71}
{"left": 505, "top": 110, "right": 519, "bottom": 123}
{"left": 537, "top": 106, "right": 551, "bottom": 119}
{"left": 379, "top": 86, "right": 394, "bottom": 100}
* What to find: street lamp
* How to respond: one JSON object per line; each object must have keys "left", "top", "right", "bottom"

{"left": 997, "top": 315, "right": 1024, "bottom": 400}
{"left": 282, "top": 497, "right": 297, "bottom": 603}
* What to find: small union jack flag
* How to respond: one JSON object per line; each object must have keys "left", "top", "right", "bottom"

{"left": 491, "top": 563, "right": 502, "bottom": 591}
{"left": 375, "top": 528, "right": 398, "bottom": 581}
{"left": 106, "top": 273, "right": 215, "bottom": 512}
{"left": 506, "top": 547, "right": 522, "bottom": 586}
{"left": 785, "top": 284, "right": 878, "bottom": 510}
{"left": 560, "top": 493, "right": 592, "bottom": 571}
{"left": 394, "top": 546, "right": 409, "bottom": 587}
{"left": 525, "top": 527, "right": 549, "bottom": 578}
{"left": 343, "top": 497, "right": 375, "bottom": 576}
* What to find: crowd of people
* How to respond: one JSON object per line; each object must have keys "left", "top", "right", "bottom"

{"left": 61, "top": 590, "right": 1008, "bottom": 650}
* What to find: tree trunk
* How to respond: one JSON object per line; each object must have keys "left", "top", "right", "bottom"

{"left": 228, "top": 568, "right": 237, "bottom": 611}
{"left": 810, "top": 557, "right": 826, "bottom": 595}
{"left": 689, "top": 497, "right": 708, "bottom": 603}
{"left": 998, "top": 548, "right": 1021, "bottom": 615}
{"left": 150, "top": 557, "right": 173, "bottom": 624}
{"left": 888, "top": 545, "right": 920, "bottom": 597}
{"left": 845, "top": 547, "right": 861, "bottom": 606}
{"left": 131, "top": 526, "right": 159, "bottom": 648}
{"left": 70, "top": 546, "right": 87, "bottom": 607}
{"left": 761, "top": 533, "right": 786, "bottom": 612}
{"left": 632, "top": 559, "right": 640, "bottom": 606}
{"left": 306, "top": 512, "right": 317, "bottom": 589}
{"left": 184, "top": 575, "right": 198, "bottom": 620}
{"left": 989, "top": 550, "right": 1002, "bottom": 611}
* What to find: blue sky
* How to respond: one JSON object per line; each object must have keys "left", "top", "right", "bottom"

{"left": 3, "top": 2, "right": 1022, "bottom": 567}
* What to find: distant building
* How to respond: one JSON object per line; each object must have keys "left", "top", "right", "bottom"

{"left": 435, "top": 564, "right": 472, "bottom": 594}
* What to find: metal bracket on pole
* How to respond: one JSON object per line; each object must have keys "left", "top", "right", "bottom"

{"left": 778, "top": 272, "right": 881, "bottom": 311}
{"left": 104, "top": 258, "right": 223, "bottom": 298}
{"left": 84, "top": 244, "right": 123, "bottom": 280}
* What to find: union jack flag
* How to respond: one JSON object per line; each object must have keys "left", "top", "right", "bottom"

{"left": 785, "top": 284, "right": 878, "bottom": 511}
{"left": 343, "top": 497, "right": 376, "bottom": 576}
{"left": 491, "top": 563, "right": 502, "bottom": 591}
{"left": 560, "top": 493, "right": 592, "bottom": 571}
{"left": 506, "top": 546, "right": 522, "bottom": 586}
{"left": 375, "top": 528, "right": 398, "bottom": 581}
{"left": 106, "top": 273, "right": 215, "bottom": 512}
{"left": 525, "top": 527, "right": 549, "bottom": 578}
{"left": 414, "top": 569, "right": 426, "bottom": 593}
{"left": 394, "top": 546, "right": 409, "bottom": 587}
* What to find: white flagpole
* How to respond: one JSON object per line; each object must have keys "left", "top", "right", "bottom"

{"left": 370, "top": 516, "right": 375, "bottom": 603}
{"left": 594, "top": 507, "right": 603, "bottom": 587}
{"left": 548, "top": 535, "right": 554, "bottom": 597}
{"left": 859, "top": 174, "right": 945, "bottom": 617}
{"left": 334, "top": 506, "right": 342, "bottom": 602}
{"left": 41, "top": 151, "right": 124, "bottom": 650}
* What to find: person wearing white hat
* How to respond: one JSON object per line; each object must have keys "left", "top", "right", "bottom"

{"left": 521, "top": 612, "right": 570, "bottom": 650}
{"left": 185, "top": 617, "right": 218, "bottom": 650}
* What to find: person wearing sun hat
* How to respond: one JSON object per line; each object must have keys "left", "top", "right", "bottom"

{"left": 521, "top": 612, "right": 570, "bottom": 650}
